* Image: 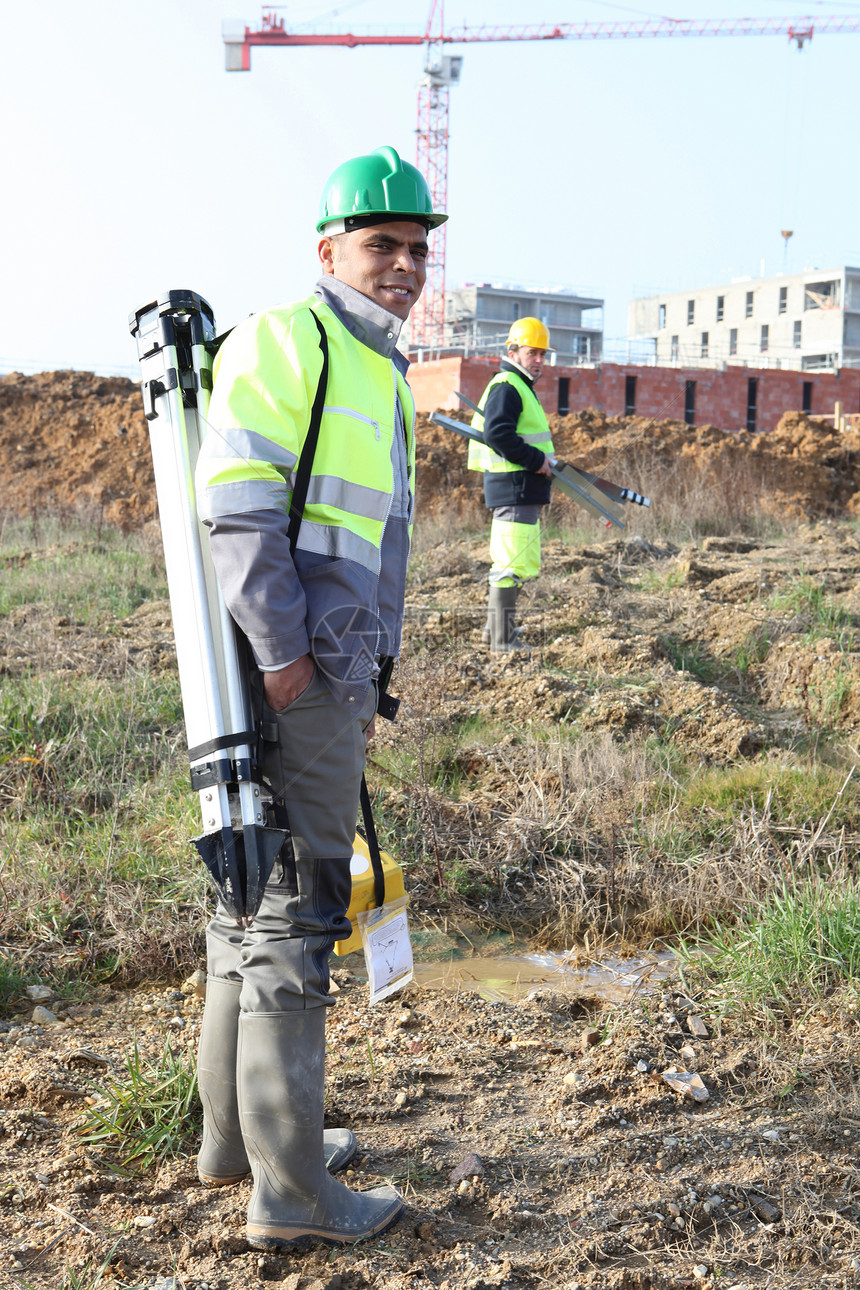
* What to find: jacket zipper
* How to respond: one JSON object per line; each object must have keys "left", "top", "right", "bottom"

{"left": 323, "top": 404, "right": 381, "bottom": 441}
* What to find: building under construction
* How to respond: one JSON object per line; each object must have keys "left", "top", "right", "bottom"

{"left": 442, "top": 283, "right": 604, "bottom": 365}
{"left": 404, "top": 268, "right": 860, "bottom": 432}
{"left": 629, "top": 265, "right": 860, "bottom": 373}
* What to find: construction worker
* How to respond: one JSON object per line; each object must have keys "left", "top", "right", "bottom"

{"left": 193, "top": 146, "right": 446, "bottom": 1250}
{"left": 468, "top": 317, "right": 554, "bottom": 650}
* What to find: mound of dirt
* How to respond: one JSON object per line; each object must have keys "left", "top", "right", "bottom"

{"left": 3, "top": 370, "right": 860, "bottom": 528}
{"left": 0, "top": 371, "right": 153, "bottom": 530}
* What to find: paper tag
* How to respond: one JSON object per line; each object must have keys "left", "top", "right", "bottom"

{"left": 357, "top": 896, "right": 413, "bottom": 1004}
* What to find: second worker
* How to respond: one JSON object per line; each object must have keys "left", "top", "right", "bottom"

{"left": 468, "top": 317, "right": 555, "bottom": 651}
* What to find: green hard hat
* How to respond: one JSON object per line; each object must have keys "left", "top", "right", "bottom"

{"left": 317, "top": 145, "right": 447, "bottom": 234}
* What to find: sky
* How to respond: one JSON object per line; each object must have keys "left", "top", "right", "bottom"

{"left": 2, "top": 0, "right": 859, "bottom": 375}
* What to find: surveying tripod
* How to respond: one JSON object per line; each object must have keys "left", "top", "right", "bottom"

{"left": 129, "top": 291, "right": 287, "bottom": 925}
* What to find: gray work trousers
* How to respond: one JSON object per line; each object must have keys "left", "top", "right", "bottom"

{"left": 206, "top": 666, "right": 376, "bottom": 1012}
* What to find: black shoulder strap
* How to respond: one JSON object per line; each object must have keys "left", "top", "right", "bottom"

{"left": 287, "top": 311, "right": 329, "bottom": 555}
{"left": 279, "top": 310, "right": 384, "bottom": 910}
{"left": 207, "top": 327, "right": 234, "bottom": 358}
{"left": 359, "top": 774, "right": 386, "bottom": 910}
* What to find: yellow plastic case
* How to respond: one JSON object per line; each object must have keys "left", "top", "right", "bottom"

{"left": 333, "top": 832, "right": 406, "bottom": 956}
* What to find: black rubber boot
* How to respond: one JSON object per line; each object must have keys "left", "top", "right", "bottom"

{"left": 239, "top": 1009, "right": 404, "bottom": 1248}
{"left": 197, "top": 978, "right": 357, "bottom": 1187}
{"left": 488, "top": 585, "right": 527, "bottom": 652}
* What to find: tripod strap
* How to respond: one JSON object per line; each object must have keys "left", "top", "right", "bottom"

{"left": 359, "top": 774, "right": 386, "bottom": 910}
{"left": 188, "top": 730, "right": 257, "bottom": 762}
{"left": 287, "top": 311, "right": 329, "bottom": 555}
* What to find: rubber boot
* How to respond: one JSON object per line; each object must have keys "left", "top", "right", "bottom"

{"left": 488, "top": 584, "right": 527, "bottom": 653}
{"left": 196, "top": 978, "right": 357, "bottom": 1187}
{"left": 483, "top": 601, "right": 521, "bottom": 644}
{"left": 239, "top": 1009, "right": 404, "bottom": 1248}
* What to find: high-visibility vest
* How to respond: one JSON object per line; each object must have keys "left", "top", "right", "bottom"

{"left": 197, "top": 296, "right": 415, "bottom": 576}
{"left": 467, "top": 368, "right": 554, "bottom": 474}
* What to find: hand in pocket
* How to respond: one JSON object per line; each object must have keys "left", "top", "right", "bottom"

{"left": 264, "top": 655, "right": 315, "bottom": 713}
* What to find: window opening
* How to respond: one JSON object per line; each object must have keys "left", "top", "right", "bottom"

{"left": 804, "top": 280, "right": 839, "bottom": 310}
{"left": 684, "top": 380, "right": 696, "bottom": 426}
{"left": 747, "top": 377, "right": 758, "bottom": 433}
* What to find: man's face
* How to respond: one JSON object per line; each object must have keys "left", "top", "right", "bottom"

{"left": 319, "top": 221, "right": 429, "bottom": 321}
{"left": 510, "top": 345, "right": 547, "bottom": 380}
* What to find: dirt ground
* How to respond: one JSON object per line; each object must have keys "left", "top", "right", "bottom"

{"left": 2, "top": 965, "right": 859, "bottom": 1290}
{"left": 3, "top": 371, "right": 860, "bottom": 1287}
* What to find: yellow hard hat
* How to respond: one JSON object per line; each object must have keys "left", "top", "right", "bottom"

{"left": 506, "top": 317, "right": 552, "bottom": 350}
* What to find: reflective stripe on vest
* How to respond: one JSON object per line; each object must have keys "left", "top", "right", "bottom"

{"left": 466, "top": 369, "right": 554, "bottom": 474}
{"left": 197, "top": 296, "right": 415, "bottom": 576}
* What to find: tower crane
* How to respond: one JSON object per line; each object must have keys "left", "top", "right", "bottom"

{"left": 223, "top": 5, "right": 860, "bottom": 347}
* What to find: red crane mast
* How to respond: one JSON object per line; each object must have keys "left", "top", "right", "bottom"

{"left": 223, "top": 7, "right": 860, "bottom": 347}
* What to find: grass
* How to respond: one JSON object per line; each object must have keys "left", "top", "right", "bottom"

{"left": 3, "top": 500, "right": 860, "bottom": 1017}
{"left": 0, "top": 509, "right": 166, "bottom": 625}
{"left": 678, "top": 873, "right": 860, "bottom": 1013}
{"left": 0, "top": 515, "right": 210, "bottom": 996}
{"left": 629, "top": 565, "right": 685, "bottom": 594}
{"left": 658, "top": 634, "right": 719, "bottom": 683}
{"left": 0, "top": 668, "right": 206, "bottom": 976}
{"left": 769, "top": 575, "right": 854, "bottom": 646}
{"left": 77, "top": 1038, "right": 201, "bottom": 1172}
{"left": 728, "top": 625, "right": 772, "bottom": 675}
{"left": 0, "top": 955, "right": 31, "bottom": 1013}
{"left": 387, "top": 1147, "right": 439, "bottom": 1198}
{"left": 679, "top": 761, "right": 860, "bottom": 827}
{"left": 57, "top": 1241, "right": 123, "bottom": 1290}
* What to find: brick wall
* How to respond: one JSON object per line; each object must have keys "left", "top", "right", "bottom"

{"left": 406, "top": 357, "right": 860, "bottom": 432}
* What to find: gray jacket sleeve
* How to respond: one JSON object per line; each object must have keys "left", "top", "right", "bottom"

{"left": 206, "top": 507, "right": 310, "bottom": 669}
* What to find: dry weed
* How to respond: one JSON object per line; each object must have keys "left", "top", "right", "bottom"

{"left": 596, "top": 446, "right": 783, "bottom": 544}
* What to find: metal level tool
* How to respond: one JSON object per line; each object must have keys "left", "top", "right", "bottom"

{"left": 430, "top": 410, "right": 626, "bottom": 529}
{"left": 453, "top": 390, "right": 651, "bottom": 512}
{"left": 129, "top": 290, "right": 287, "bottom": 925}
{"left": 563, "top": 465, "right": 650, "bottom": 510}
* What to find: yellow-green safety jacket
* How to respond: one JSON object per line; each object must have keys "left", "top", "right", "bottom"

{"left": 467, "top": 363, "right": 554, "bottom": 509}
{"left": 196, "top": 282, "right": 415, "bottom": 705}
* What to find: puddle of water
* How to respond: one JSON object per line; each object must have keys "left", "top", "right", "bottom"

{"left": 411, "top": 950, "right": 674, "bottom": 1003}
{"left": 352, "top": 920, "right": 674, "bottom": 1003}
